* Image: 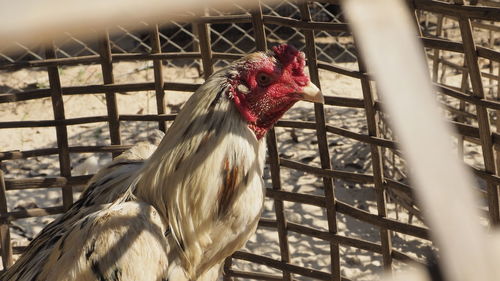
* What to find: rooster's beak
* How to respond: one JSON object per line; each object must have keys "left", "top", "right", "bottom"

{"left": 299, "top": 81, "right": 324, "bottom": 104}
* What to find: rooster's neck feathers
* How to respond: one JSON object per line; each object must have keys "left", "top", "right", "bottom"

{"left": 134, "top": 68, "right": 266, "bottom": 277}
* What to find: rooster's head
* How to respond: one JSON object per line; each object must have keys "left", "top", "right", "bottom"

{"left": 228, "top": 44, "right": 323, "bottom": 139}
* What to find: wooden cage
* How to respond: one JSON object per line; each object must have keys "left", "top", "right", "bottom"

{"left": 0, "top": 0, "right": 499, "bottom": 280}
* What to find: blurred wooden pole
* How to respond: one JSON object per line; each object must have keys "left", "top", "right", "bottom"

{"left": 0, "top": 0, "right": 280, "bottom": 49}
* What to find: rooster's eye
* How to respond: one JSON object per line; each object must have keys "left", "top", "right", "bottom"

{"left": 256, "top": 73, "right": 272, "bottom": 87}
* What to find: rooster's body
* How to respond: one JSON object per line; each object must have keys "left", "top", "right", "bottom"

{"left": 2, "top": 44, "right": 322, "bottom": 281}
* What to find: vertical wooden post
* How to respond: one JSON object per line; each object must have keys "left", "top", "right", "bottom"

{"left": 45, "top": 43, "right": 73, "bottom": 210}
{"left": 432, "top": 15, "right": 444, "bottom": 83}
{"left": 251, "top": 3, "right": 267, "bottom": 52}
{"left": 458, "top": 17, "right": 499, "bottom": 225}
{"left": 495, "top": 65, "right": 500, "bottom": 200}
{"left": 457, "top": 65, "right": 469, "bottom": 158}
{"left": 150, "top": 24, "right": 167, "bottom": 132}
{"left": 357, "top": 53, "right": 393, "bottom": 270}
{"left": 192, "top": 23, "right": 203, "bottom": 77}
{"left": 0, "top": 167, "right": 12, "bottom": 268}
{"left": 253, "top": 2, "right": 294, "bottom": 281}
{"left": 99, "top": 31, "right": 121, "bottom": 158}
{"left": 248, "top": 2, "right": 295, "bottom": 281}
{"left": 299, "top": 3, "right": 341, "bottom": 281}
{"left": 196, "top": 9, "right": 214, "bottom": 80}
{"left": 267, "top": 129, "right": 292, "bottom": 281}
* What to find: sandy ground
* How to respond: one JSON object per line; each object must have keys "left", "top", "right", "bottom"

{"left": 0, "top": 59, "right": 492, "bottom": 280}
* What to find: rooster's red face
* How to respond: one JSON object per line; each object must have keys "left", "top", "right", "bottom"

{"left": 229, "top": 44, "right": 323, "bottom": 139}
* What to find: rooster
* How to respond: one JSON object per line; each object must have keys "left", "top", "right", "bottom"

{"left": 2, "top": 44, "right": 323, "bottom": 281}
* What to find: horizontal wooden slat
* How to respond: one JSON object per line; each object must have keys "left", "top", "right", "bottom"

{"left": 336, "top": 201, "right": 430, "bottom": 239}
{"left": 4, "top": 175, "right": 92, "bottom": 190}
{"left": 0, "top": 145, "right": 132, "bottom": 160}
{"left": 324, "top": 96, "right": 366, "bottom": 108}
{"left": 286, "top": 222, "right": 380, "bottom": 252}
{"left": 263, "top": 15, "right": 350, "bottom": 32}
{"left": 326, "top": 125, "right": 398, "bottom": 149}
{"left": 119, "top": 114, "right": 177, "bottom": 122}
{"left": 0, "top": 114, "right": 178, "bottom": 129}
{"left": 421, "top": 37, "right": 464, "bottom": 53}
{"left": 0, "top": 148, "right": 60, "bottom": 160}
{"left": 225, "top": 270, "right": 283, "bottom": 281}
{"left": 413, "top": 0, "right": 500, "bottom": 21}
{"left": 0, "top": 116, "right": 109, "bottom": 129}
{"left": 276, "top": 120, "right": 399, "bottom": 150}
{"left": 266, "top": 188, "right": 326, "bottom": 207}
{"left": 68, "top": 145, "right": 132, "bottom": 153}
{"left": 232, "top": 251, "right": 351, "bottom": 281}
{"left": 263, "top": 186, "right": 429, "bottom": 239}
{"left": 0, "top": 51, "right": 244, "bottom": 70}
{"left": 226, "top": 270, "right": 282, "bottom": 281}
{"left": 0, "top": 82, "right": 200, "bottom": 104}
{"left": 198, "top": 14, "right": 252, "bottom": 24}
{"left": 435, "top": 83, "right": 500, "bottom": 111}
{"left": 317, "top": 62, "right": 365, "bottom": 79}
{"left": 279, "top": 158, "right": 374, "bottom": 184}
{"left": 1, "top": 206, "right": 64, "bottom": 221}
{"left": 477, "top": 46, "right": 500, "bottom": 62}
{"left": 471, "top": 20, "right": 500, "bottom": 33}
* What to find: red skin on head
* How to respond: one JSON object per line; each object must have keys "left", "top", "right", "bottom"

{"left": 231, "top": 44, "right": 310, "bottom": 139}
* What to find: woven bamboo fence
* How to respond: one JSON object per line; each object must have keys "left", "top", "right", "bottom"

{"left": 0, "top": 0, "right": 499, "bottom": 280}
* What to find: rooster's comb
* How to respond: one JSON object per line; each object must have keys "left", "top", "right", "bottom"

{"left": 271, "top": 44, "right": 305, "bottom": 73}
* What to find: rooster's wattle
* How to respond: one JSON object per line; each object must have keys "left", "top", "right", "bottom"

{"left": 2, "top": 44, "right": 323, "bottom": 281}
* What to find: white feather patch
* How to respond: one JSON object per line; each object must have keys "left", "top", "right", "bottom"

{"left": 237, "top": 84, "right": 250, "bottom": 95}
